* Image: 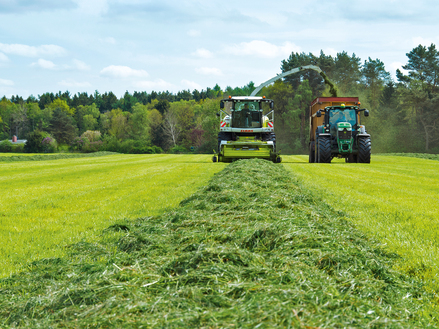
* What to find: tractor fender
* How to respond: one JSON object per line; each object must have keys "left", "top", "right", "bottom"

{"left": 316, "top": 126, "right": 325, "bottom": 134}
{"left": 357, "top": 133, "right": 370, "bottom": 138}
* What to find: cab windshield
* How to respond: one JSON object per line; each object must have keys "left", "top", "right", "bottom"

{"left": 232, "top": 101, "right": 261, "bottom": 128}
{"left": 329, "top": 109, "right": 356, "bottom": 126}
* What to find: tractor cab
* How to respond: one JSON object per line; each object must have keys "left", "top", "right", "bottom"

{"left": 328, "top": 108, "right": 357, "bottom": 134}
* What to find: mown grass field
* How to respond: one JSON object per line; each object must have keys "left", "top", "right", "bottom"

{"left": 2, "top": 154, "right": 439, "bottom": 327}
{"left": 1, "top": 159, "right": 437, "bottom": 327}
{"left": 0, "top": 153, "right": 41, "bottom": 156}
{"left": 0, "top": 154, "right": 226, "bottom": 277}
{"left": 283, "top": 155, "right": 439, "bottom": 291}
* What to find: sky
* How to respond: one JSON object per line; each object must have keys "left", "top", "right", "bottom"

{"left": 0, "top": 0, "right": 439, "bottom": 99}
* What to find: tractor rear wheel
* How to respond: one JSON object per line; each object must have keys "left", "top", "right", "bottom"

{"left": 309, "top": 141, "right": 315, "bottom": 163}
{"left": 358, "top": 136, "right": 371, "bottom": 163}
{"left": 318, "top": 137, "right": 332, "bottom": 163}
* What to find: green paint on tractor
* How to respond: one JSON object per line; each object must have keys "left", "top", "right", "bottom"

{"left": 336, "top": 122, "right": 353, "bottom": 154}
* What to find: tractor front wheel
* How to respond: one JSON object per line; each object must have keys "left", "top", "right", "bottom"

{"left": 318, "top": 137, "right": 331, "bottom": 163}
{"left": 357, "top": 136, "right": 371, "bottom": 163}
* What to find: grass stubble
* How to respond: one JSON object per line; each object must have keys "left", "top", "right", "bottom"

{"left": 0, "top": 154, "right": 226, "bottom": 277}
{"left": 283, "top": 155, "right": 439, "bottom": 295}
{"left": 0, "top": 159, "right": 437, "bottom": 328}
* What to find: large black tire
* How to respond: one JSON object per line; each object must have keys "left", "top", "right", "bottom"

{"left": 263, "top": 132, "right": 276, "bottom": 142}
{"left": 263, "top": 133, "right": 276, "bottom": 152}
{"left": 357, "top": 136, "right": 371, "bottom": 163}
{"left": 318, "top": 137, "right": 332, "bottom": 163}
{"left": 218, "top": 132, "right": 232, "bottom": 153}
{"left": 309, "top": 141, "right": 315, "bottom": 163}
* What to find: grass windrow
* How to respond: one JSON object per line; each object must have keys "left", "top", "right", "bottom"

{"left": 1, "top": 159, "right": 437, "bottom": 328}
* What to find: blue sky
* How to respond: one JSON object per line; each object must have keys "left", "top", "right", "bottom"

{"left": 0, "top": 0, "right": 438, "bottom": 98}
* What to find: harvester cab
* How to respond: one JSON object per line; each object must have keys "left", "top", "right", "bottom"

{"left": 310, "top": 98, "right": 371, "bottom": 163}
{"left": 213, "top": 96, "right": 281, "bottom": 163}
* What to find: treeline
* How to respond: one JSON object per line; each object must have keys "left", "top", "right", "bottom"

{"left": 270, "top": 44, "right": 439, "bottom": 153}
{"left": 1, "top": 43, "right": 439, "bottom": 154}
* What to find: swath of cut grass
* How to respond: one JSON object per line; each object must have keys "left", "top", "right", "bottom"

{"left": 0, "top": 154, "right": 226, "bottom": 277}
{"left": 282, "top": 155, "right": 439, "bottom": 293}
{"left": 0, "top": 159, "right": 436, "bottom": 328}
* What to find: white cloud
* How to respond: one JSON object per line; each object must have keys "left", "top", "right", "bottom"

{"left": 323, "top": 48, "right": 338, "bottom": 57}
{"left": 195, "top": 67, "right": 223, "bottom": 76}
{"left": 0, "top": 78, "right": 14, "bottom": 86}
{"left": 133, "top": 79, "right": 174, "bottom": 90}
{"left": 100, "top": 65, "right": 149, "bottom": 78}
{"left": 224, "top": 40, "right": 300, "bottom": 58}
{"left": 72, "top": 59, "right": 91, "bottom": 71}
{"left": 243, "top": 11, "right": 288, "bottom": 27}
{"left": 390, "top": 62, "right": 408, "bottom": 75}
{"left": 188, "top": 29, "right": 201, "bottom": 37}
{"left": 193, "top": 48, "right": 213, "bottom": 58}
{"left": 59, "top": 79, "right": 92, "bottom": 88}
{"left": 101, "top": 37, "right": 116, "bottom": 44}
{"left": 181, "top": 79, "right": 202, "bottom": 91}
{"left": 72, "top": 0, "right": 108, "bottom": 15}
{"left": 0, "top": 53, "right": 8, "bottom": 62}
{"left": 412, "top": 36, "right": 437, "bottom": 47}
{"left": 0, "top": 43, "right": 66, "bottom": 57}
{"left": 32, "top": 59, "right": 57, "bottom": 70}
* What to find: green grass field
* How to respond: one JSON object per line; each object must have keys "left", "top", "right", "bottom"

{"left": 1, "top": 159, "right": 436, "bottom": 327}
{"left": 0, "top": 153, "right": 43, "bottom": 156}
{"left": 2, "top": 154, "right": 439, "bottom": 326}
{"left": 0, "top": 154, "right": 226, "bottom": 277}
{"left": 283, "top": 155, "right": 439, "bottom": 290}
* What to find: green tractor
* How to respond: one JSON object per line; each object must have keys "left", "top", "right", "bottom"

{"left": 309, "top": 97, "right": 371, "bottom": 163}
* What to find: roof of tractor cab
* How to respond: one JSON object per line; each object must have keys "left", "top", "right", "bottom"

{"left": 226, "top": 96, "right": 271, "bottom": 101}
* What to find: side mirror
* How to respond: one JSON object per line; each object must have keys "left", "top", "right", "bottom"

{"left": 316, "top": 110, "right": 322, "bottom": 117}
{"left": 364, "top": 110, "right": 369, "bottom": 117}
{"left": 270, "top": 101, "right": 274, "bottom": 109}
{"left": 220, "top": 101, "right": 224, "bottom": 109}
{"left": 216, "top": 112, "right": 220, "bottom": 117}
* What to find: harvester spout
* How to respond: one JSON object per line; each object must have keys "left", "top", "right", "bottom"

{"left": 250, "top": 65, "right": 323, "bottom": 96}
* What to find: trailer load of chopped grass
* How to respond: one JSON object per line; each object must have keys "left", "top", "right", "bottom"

{"left": 0, "top": 159, "right": 437, "bottom": 328}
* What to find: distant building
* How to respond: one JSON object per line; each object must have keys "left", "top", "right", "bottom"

{"left": 9, "top": 139, "right": 27, "bottom": 144}
{"left": 7, "top": 136, "right": 27, "bottom": 144}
